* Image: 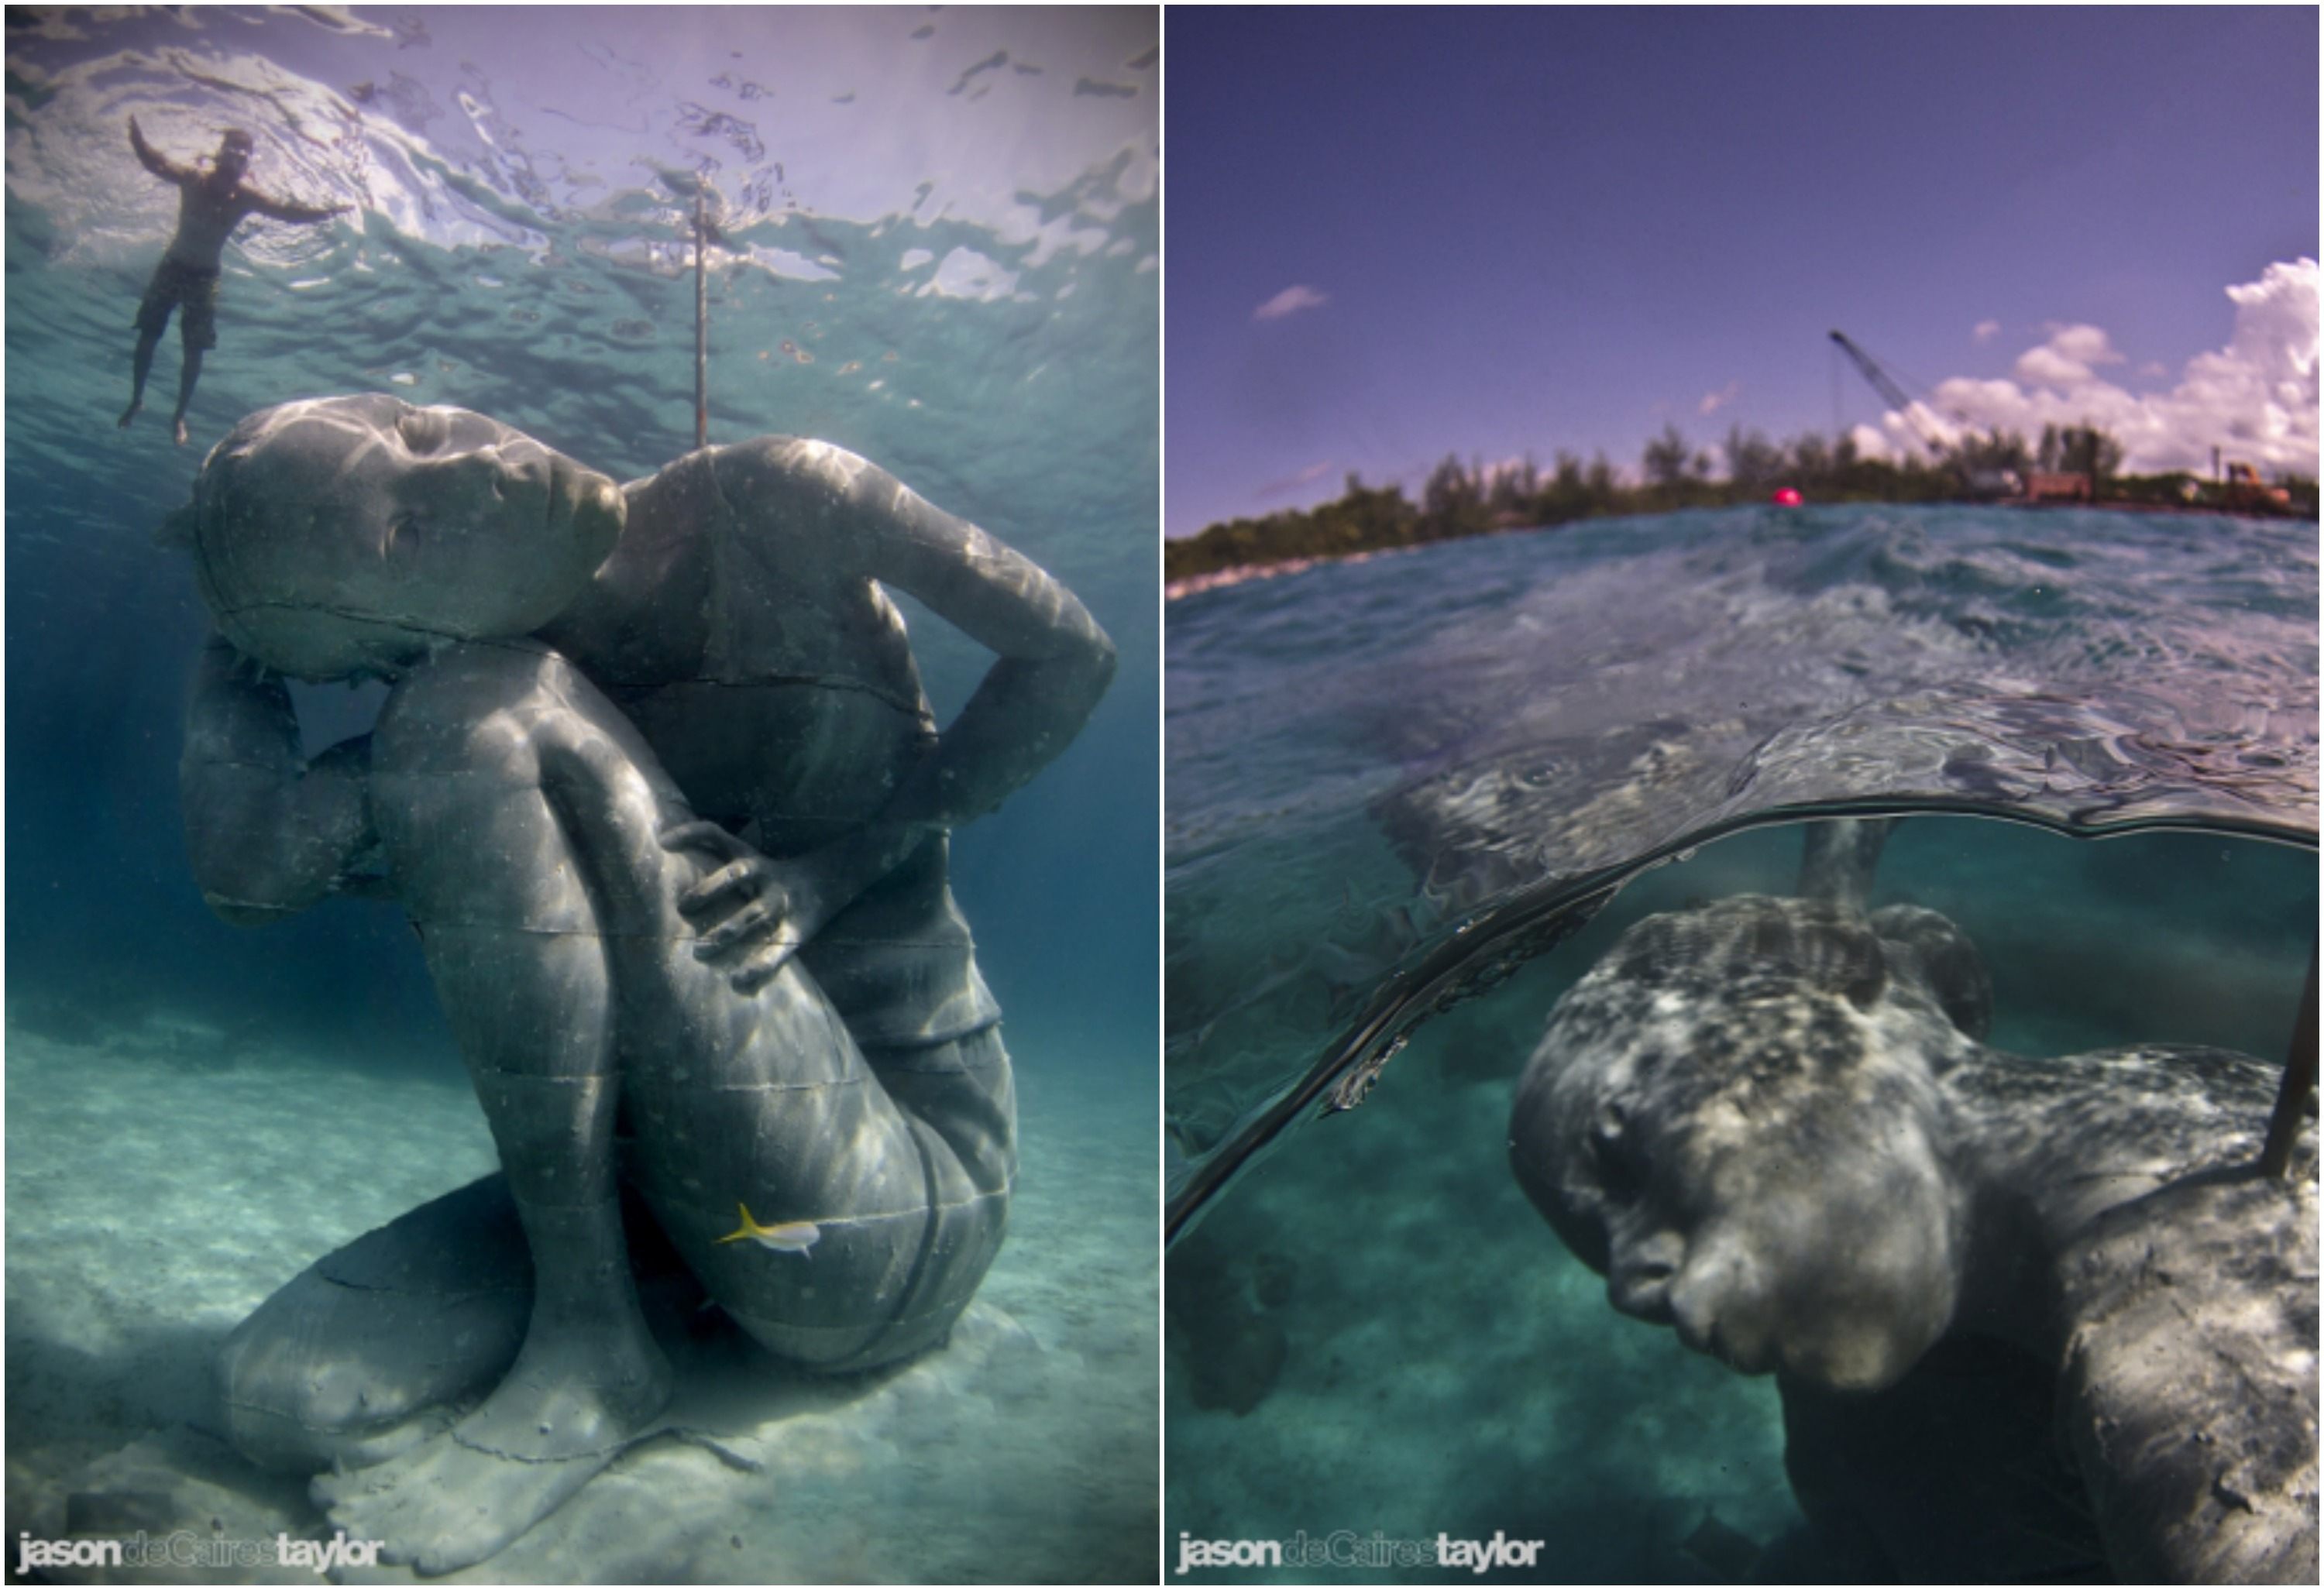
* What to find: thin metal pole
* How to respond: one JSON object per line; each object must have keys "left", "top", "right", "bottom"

{"left": 693, "top": 191, "right": 708, "bottom": 451}
{"left": 2257, "top": 940, "right": 2317, "bottom": 1178}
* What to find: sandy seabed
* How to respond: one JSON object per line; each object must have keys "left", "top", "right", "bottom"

{"left": 4, "top": 1010, "right": 1157, "bottom": 1584}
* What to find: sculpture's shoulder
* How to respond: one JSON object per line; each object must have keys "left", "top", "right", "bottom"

{"left": 704, "top": 434, "right": 879, "bottom": 511}
{"left": 670, "top": 436, "right": 896, "bottom": 588}
{"left": 1956, "top": 1043, "right": 2283, "bottom": 1193}
{"left": 2054, "top": 1138, "right": 2318, "bottom": 1583}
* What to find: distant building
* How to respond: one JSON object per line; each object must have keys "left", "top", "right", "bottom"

{"left": 2023, "top": 470, "right": 2094, "bottom": 503}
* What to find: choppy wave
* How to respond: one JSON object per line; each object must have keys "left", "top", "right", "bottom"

{"left": 1165, "top": 504, "right": 2319, "bottom": 1235}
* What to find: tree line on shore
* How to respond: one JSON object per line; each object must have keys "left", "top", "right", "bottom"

{"left": 1167, "top": 421, "right": 2319, "bottom": 584}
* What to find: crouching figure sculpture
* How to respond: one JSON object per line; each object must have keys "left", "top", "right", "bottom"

{"left": 165, "top": 396, "right": 1114, "bottom": 1570}
{"left": 1509, "top": 881, "right": 2315, "bottom": 1582}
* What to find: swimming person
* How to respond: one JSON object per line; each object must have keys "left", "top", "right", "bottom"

{"left": 165, "top": 396, "right": 1114, "bottom": 1569}
{"left": 119, "top": 120, "right": 349, "bottom": 445}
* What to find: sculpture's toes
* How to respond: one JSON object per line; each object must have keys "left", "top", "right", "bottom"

{"left": 313, "top": 1432, "right": 614, "bottom": 1574}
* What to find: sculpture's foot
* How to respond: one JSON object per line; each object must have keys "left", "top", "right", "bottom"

{"left": 312, "top": 1428, "right": 613, "bottom": 1575}
{"left": 312, "top": 1326, "right": 672, "bottom": 1573}
{"left": 116, "top": 401, "right": 139, "bottom": 429}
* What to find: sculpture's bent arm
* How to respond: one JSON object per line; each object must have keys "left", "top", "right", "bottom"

{"left": 180, "top": 634, "right": 378, "bottom": 925}
{"left": 715, "top": 438, "right": 1118, "bottom": 832}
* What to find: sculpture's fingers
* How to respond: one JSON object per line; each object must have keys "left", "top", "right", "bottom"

{"left": 691, "top": 895, "right": 786, "bottom": 961}
{"left": 677, "top": 858, "right": 765, "bottom": 922}
{"left": 657, "top": 819, "right": 749, "bottom": 862}
{"left": 728, "top": 935, "right": 803, "bottom": 994}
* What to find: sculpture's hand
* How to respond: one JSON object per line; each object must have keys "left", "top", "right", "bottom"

{"left": 659, "top": 821, "right": 834, "bottom": 993}
{"left": 182, "top": 633, "right": 375, "bottom": 924}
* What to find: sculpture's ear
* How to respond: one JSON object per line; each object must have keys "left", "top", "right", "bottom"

{"left": 153, "top": 501, "right": 198, "bottom": 550}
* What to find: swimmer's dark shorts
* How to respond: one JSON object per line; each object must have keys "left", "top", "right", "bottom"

{"left": 133, "top": 257, "right": 221, "bottom": 350}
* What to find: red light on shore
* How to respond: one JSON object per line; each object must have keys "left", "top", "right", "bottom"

{"left": 1770, "top": 487, "right": 1803, "bottom": 507}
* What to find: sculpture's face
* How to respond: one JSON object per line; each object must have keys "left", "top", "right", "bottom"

{"left": 185, "top": 395, "right": 623, "bottom": 678}
{"left": 1510, "top": 898, "right": 1968, "bottom": 1393}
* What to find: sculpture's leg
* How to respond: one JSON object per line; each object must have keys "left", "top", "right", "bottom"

{"left": 217, "top": 1176, "right": 531, "bottom": 1472}
{"left": 317, "top": 641, "right": 1006, "bottom": 1567}
{"left": 607, "top": 835, "right": 1014, "bottom": 1372}
{"left": 311, "top": 645, "right": 678, "bottom": 1571}
{"left": 217, "top": 1176, "right": 698, "bottom": 1475}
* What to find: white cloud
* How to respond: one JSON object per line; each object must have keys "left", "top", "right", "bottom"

{"left": 1255, "top": 460, "right": 1335, "bottom": 498}
{"left": 1872, "top": 261, "right": 2319, "bottom": 474}
{"left": 1252, "top": 283, "right": 1329, "bottom": 322}
{"left": 1973, "top": 319, "right": 2001, "bottom": 344}
{"left": 2010, "top": 323, "right": 2124, "bottom": 390}
{"left": 1848, "top": 422, "right": 1899, "bottom": 462}
{"left": 1699, "top": 379, "right": 1740, "bottom": 416}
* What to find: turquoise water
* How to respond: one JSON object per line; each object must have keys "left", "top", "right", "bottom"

{"left": 1164, "top": 506, "right": 2316, "bottom": 1580}
{"left": 6, "top": 9, "right": 1156, "bottom": 1581}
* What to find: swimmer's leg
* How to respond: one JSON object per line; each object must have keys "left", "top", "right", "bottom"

{"left": 170, "top": 345, "right": 203, "bottom": 446}
{"left": 170, "top": 281, "right": 217, "bottom": 446}
{"left": 120, "top": 321, "right": 164, "bottom": 428}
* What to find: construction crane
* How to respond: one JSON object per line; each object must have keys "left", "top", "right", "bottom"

{"left": 1828, "top": 330, "right": 1951, "bottom": 458}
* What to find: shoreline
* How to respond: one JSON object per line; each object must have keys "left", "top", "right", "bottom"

{"left": 1166, "top": 496, "right": 2310, "bottom": 600}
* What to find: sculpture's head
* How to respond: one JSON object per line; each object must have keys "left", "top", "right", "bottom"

{"left": 1510, "top": 895, "right": 1974, "bottom": 1392}
{"left": 162, "top": 394, "right": 624, "bottom": 680}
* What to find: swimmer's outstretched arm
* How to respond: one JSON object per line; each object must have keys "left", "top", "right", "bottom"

{"left": 242, "top": 188, "right": 352, "bottom": 225}
{"left": 127, "top": 117, "right": 195, "bottom": 186}
{"left": 693, "top": 440, "right": 1116, "bottom": 982}
{"left": 180, "top": 634, "right": 378, "bottom": 925}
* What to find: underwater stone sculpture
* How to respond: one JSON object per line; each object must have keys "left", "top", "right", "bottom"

{"left": 1509, "top": 888, "right": 2316, "bottom": 1582}
{"left": 165, "top": 395, "right": 1115, "bottom": 1570}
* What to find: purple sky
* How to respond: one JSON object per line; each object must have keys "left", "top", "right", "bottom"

{"left": 1164, "top": 6, "right": 2320, "bottom": 535}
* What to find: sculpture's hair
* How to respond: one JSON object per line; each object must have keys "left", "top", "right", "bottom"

{"left": 1606, "top": 894, "right": 1889, "bottom": 1014}
{"left": 153, "top": 401, "right": 382, "bottom": 674}
{"left": 153, "top": 408, "right": 279, "bottom": 551}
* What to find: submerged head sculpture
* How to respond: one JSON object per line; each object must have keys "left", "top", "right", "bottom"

{"left": 164, "top": 394, "right": 624, "bottom": 679}
{"left": 1509, "top": 895, "right": 1982, "bottom": 1392}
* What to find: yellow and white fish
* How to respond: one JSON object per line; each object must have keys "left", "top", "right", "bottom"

{"left": 715, "top": 1202, "right": 820, "bottom": 1258}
